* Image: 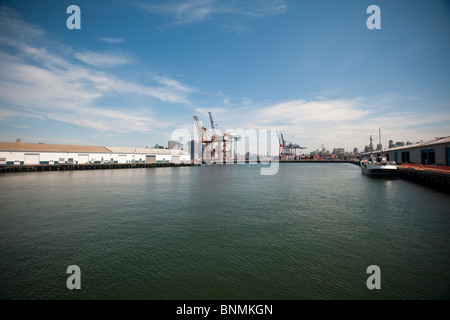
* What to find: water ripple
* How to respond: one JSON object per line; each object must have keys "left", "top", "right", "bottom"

{"left": 0, "top": 165, "right": 449, "bottom": 299}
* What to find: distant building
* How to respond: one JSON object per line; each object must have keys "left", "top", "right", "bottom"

{"left": 332, "top": 148, "right": 345, "bottom": 155}
{"left": 395, "top": 141, "right": 405, "bottom": 147}
{"left": 353, "top": 147, "right": 359, "bottom": 155}
{"left": 190, "top": 140, "right": 199, "bottom": 161}
{"left": 168, "top": 140, "right": 178, "bottom": 150}
{"left": 364, "top": 145, "right": 373, "bottom": 153}
{"left": 377, "top": 143, "right": 382, "bottom": 151}
{"left": 388, "top": 140, "right": 395, "bottom": 148}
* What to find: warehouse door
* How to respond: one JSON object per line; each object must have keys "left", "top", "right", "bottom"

{"left": 421, "top": 149, "right": 435, "bottom": 165}
{"left": 428, "top": 149, "right": 436, "bottom": 164}
{"left": 118, "top": 155, "right": 127, "bottom": 163}
{"left": 401, "top": 151, "right": 410, "bottom": 164}
{"left": 78, "top": 154, "right": 89, "bottom": 164}
{"left": 421, "top": 150, "right": 427, "bottom": 164}
{"left": 24, "top": 153, "right": 40, "bottom": 164}
{"left": 145, "top": 155, "right": 156, "bottom": 163}
{"left": 446, "top": 148, "right": 450, "bottom": 166}
{"left": 171, "top": 156, "right": 180, "bottom": 164}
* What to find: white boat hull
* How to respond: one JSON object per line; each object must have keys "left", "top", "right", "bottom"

{"left": 361, "top": 165, "right": 397, "bottom": 177}
{"left": 360, "top": 156, "right": 397, "bottom": 177}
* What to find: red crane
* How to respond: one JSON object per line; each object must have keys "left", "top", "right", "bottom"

{"left": 278, "top": 131, "right": 306, "bottom": 160}
{"left": 194, "top": 113, "right": 237, "bottom": 163}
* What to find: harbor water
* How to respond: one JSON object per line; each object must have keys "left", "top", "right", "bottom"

{"left": 0, "top": 163, "right": 449, "bottom": 299}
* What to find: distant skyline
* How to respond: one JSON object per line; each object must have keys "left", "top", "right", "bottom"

{"left": 0, "top": 0, "right": 449, "bottom": 152}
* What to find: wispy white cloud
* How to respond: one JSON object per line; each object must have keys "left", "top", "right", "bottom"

{"left": 0, "top": 6, "right": 195, "bottom": 135}
{"left": 154, "top": 75, "right": 194, "bottom": 93}
{"left": 99, "top": 37, "right": 124, "bottom": 44}
{"left": 138, "top": 0, "right": 287, "bottom": 25}
{"left": 0, "top": 5, "right": 45, "bottom": 40}
{"left": 74, "top": 50, "right": 133, "bottom": 67}
{"left": 253, "top": 99, "right": 368, "bottom": 125}
{"left": 202, "top": 96, "right": 450, "bottom": 152}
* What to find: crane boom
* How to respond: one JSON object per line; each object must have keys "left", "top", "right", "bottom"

{"left": 208, "top": 112, "right": 216, "bottom": 130}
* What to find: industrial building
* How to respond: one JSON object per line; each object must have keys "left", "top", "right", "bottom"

{"left": 0, "top": 141, "right": 190, "bottom": 165}
{"left": 384, "top": 137, "right": 450, "bottom": 166}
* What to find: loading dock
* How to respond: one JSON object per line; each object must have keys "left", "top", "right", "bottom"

{"left": 24, "top": 153, "right": 40, "bottom": 164}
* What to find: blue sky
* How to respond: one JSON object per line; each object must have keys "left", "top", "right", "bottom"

{"left": 0, "top": 0, "right": 449, "bottom": 152}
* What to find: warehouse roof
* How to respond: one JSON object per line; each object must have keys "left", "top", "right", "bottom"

{"left": 0, "top": 141, "right": 190, "bottom": 155}
{"left": 385, "top": 136, "right": 450, "bottom": 152}
{"left": 0, "top": 141, "right": 111, "bottom": 153}
{"left": 106, "top": 146, "right": 189, "bottom": 155}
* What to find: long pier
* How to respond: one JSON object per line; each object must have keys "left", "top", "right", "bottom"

{"left": 0, "top": 162, "right": 198, "bottom": 173}
{"left": 396, "top": 166, "right": 450, "bottom": 193}
{"left": 279, "top": 160, "right": 450, "bottom": 193}
{"left": 280, "top": 159, "right": 359, "bottom": 165}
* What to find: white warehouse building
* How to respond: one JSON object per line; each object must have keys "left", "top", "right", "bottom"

{"left": 0, "top": 141, "right": 190, "bottom": 165}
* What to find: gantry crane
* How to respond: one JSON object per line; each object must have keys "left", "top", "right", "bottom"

{"left": 278, "top": 131, "right": 306, "bottom": 160}
{"left": 194, "top": 113, "right": 239, "bottom": 163}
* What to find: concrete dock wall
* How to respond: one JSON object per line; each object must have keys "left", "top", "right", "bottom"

{"left": 0, "top": 162, "right": 198, "bottom": 173}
